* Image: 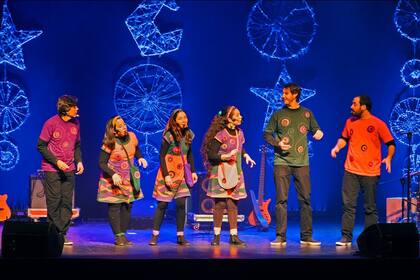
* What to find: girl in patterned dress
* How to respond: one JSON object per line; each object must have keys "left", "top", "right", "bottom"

{"left": 149, "top": 109, "right": 198, "bottom": 246}
{"left": 97, "top": 116, "right": 148, "bottom": 246}
{"left": 201, "top": 106, "right": 256, "bottom": 246}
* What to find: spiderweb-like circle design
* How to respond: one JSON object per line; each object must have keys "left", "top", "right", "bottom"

{"left": 114, "top": 64, "right": 182, "bottom": 135}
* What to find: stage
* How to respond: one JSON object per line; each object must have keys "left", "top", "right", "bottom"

{"left": 1, "top": 217, "right": 420, "bottom": 277}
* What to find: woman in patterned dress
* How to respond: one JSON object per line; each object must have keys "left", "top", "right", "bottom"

{"left": 149, "top": 109, "right": 198, "bottom": 246}
{"left": 97, "top": 116, "right": 148, "bottom": 246}
{"left": 201, "top": 106, "right": 256, "bottom": 246}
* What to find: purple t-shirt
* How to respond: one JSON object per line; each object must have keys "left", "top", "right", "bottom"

{"left": 39, "top": 115, "right": 80, "bottom": 172}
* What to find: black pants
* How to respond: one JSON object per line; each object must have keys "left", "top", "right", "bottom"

{"left": 274, "top": 165, "right": 313, "bottom": 239}
{"left": 44, "top": 171, "right": 75, "bottom": 234}
{"left": 341, "top": 171, "right": 379, "bottom": 240}
{"left": 108, "top": 203, "right": 133, "bottom": 235}
{"left": 152, "top": 197, "right": 186, "bottom": 232}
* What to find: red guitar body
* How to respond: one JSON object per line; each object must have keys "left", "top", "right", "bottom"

{"left": 0, "top": 194, "right": 11, "bottom": 222}
{"left": 248, "top": 198, "right": 271, "bottom": 226}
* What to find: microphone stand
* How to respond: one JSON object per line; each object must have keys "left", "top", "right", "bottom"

{"left": 406, "top": 132, "right": 412, "bottom": 223}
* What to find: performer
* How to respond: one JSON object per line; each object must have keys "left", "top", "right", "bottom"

{"left": 97, "top": 116, "right": 148, "bottom": 246}
{"left": 149, "top": 109, "right": 198, "bottom": 246}
{"left": 37, "top": 95, "right": 84, "bottom": 246}
{"left": 201, "top": 106, "right": 256, "bottom": 246}
{"left": 331, "top": 95, "right": 395, "bottom": 246}
{"left": 264, "top": 83, "right": 323, "bottom": 246}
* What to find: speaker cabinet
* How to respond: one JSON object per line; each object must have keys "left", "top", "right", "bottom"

{"left": 357, "top": 223, "right": 419, "bottom": 258}
{"left": 1, "top": 219, "right": 64, "bottom": 258}
{"left": 28, "top": 174, "right": 79, "bottom": 220}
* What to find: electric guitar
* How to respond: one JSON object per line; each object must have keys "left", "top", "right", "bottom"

{"left": 0, "top": 194, "right": 11, "bottom": 222}
{"left": 248, "top": 145, "right": 271, "bottom": 230}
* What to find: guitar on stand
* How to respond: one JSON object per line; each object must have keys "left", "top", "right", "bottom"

{"left": 0, "top": 194, "right": 11, "bottom": 222}
{"left": 248, "top": 145, "right": 271, "bottom": 231}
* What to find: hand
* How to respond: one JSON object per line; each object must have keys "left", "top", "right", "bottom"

{"left": 278, "top": 139, "right": 291, "bottom": 151}
{"left": 138, "top": 158, "right": 148, "bottom": 168}
{"left": 331, "top": 146, "right": 340, "bottom": 158}
{"left": 313, "top": 130, "right": 324, "bottom": 141}
{"left": 192, "top": 172, "right": 198, "bottom": 184}
{"left": 75, "top": 162, "right": 84, "bottom": 175}
{"left": 164, "top": 175, "right": 173, "bottom": 187}
{"left": 244, "top": 154, "right": 256, "bottom": 168}
{"left": 112, "top": 173, "right": 123, "bottom": 187}
{"left": 381, "top": 157, "right": 392, "bottom": 173}
{"left": 221, "top": 149, "right": 238, "bottom": 161}
{"left": 56, "top": 160, "right": 69, "bottom": 171}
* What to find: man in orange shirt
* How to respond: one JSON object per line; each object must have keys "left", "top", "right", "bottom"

{"left": 331, "top": 96, "right": 395, "bottom": 246}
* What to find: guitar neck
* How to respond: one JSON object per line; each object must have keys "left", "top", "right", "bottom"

{"left": 257, "top": 146, "right": 266, "bottom": 204}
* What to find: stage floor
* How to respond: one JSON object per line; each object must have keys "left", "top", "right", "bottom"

{"left": 1, "top": 217, "right": 366, "bottom": 259}
{"left": 1, "top": 218, "right": 420, "bottom": 276}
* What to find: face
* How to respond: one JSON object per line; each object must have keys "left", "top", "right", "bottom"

{"left": 229, "top": 108, "right": 242, "bottom": 127}
{"left": 282, "top": 88, "right": 297, "bottom": 106}
{"left": 175, "top": 111, "right": 188, "bottom": 129}
{"left": 67, "top": 105, "right": 79, "bottom": 118}
{"left": 114, "top": 118, "right": 127, "bottom": 137}
{"left": 350, "top": 97, "right": 364, "bottom": 116}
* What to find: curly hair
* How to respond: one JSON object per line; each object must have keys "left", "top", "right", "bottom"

{"left": 200, "top": 106, "right": 236, "bottom": 171}
{"left": 102, "top": 115, "right": 120, "bottom": 150}
{"left": 163, "top": 109, "right": 193, "bottom": 145}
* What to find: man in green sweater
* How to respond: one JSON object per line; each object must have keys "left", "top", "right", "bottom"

{"left": 264, "top": 83, "right": 323, "bottom": 246}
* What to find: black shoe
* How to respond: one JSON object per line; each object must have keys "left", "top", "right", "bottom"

{"left": 122, "top": 235, "right": 133, "bottom": 245}
{"left": 229, "top": 235, "right": 246, "bottom": 246}
{"left": 335, "top": 237, "right": 352, "bottom": 246}
{"left": 300, "top": 237, "right": 321, "bottom": 246}
{"left": 114, "top": 235, "right": 125, "bottom": 246}
{"left": 63, "top": 236, "right": 73, "bottom": 246}
{"left": 270, "top": 236, "right": 287, "bottom": 246}
{"left": 177, "top": 235, "right": 190, "bottom": 246}
{"left": 211, "top": 235, "right": 220, "bottom": 246}
{"left": 149, "top": 234, "right": 158, "bottom": 246}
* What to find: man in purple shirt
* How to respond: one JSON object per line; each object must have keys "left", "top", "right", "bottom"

{"left": 37, "top": 95, "right": 84, "bottom": 246}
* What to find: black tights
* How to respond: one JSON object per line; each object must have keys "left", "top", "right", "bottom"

{"left": 153, "top": 197, "right": 186, "bottom": 232}
{"left": 108, "top": 203, "right": 132, "bottom": 235}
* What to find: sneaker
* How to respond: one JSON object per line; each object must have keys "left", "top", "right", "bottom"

{"left": 270, "top": 236, "right": 286, "bottom": 246}
{"left": 149, "top": 234, "right": 158, "bottom": 246}
{"left": 176, "top": 235, "right": 190, "bottom": 246}
{"left": 229, "top": 235, "right": 246, "bottom": 246}
{"left": 63, "top": 236, "right": 73, "bottom": 246}
{"left": 211, "top": 234, "right": 220, "bottom": 246}
{"left": 335, "top": 237, "right": 352, "bottom": 246}
{"left": 300, "top": 238, "right": 321, "bottom": 246}
{"left": 114, "top": 235, "right": 125, "bottom": 246}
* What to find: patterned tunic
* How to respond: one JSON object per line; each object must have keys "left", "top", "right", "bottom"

{"left": 97, "top": 132, "right": 144, "bottom": 203}
{"left": 207, "top": 128, "right": 247, "bottom": 200}
{"left": 153, "top": 131, "right": 193, "bottom": 202}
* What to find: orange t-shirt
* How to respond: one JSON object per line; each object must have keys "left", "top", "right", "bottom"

{"left": 341, "top": 115, "right": 394, "bottom": 176}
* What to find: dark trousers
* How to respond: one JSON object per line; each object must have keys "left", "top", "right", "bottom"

{"left": 274, "top": 165, "right": 313, "bottom": 239}
{"left": 44, "top": 171, "right": 75, "bottom": 234}
{"left": 213, "top": 198, "right": 238, "bottom": 230}
{"left": 152, "top": 197, "right": 186, "bottom": 232}
{"left": 341, "top": 171, "right": 379, "bottom": 240}
{"left": 108, "top": 203, "right": 133, "bottom": 235}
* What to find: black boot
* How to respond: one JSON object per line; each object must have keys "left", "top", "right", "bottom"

{"left": 177, "top": 235, "right": 190, "bottom": 246}
{"left": 211, "top": 235, "right": 220, "bottom": 246}
{"left": 229, "top": 235, "right": 246, "bottom": 246}
{"left": 122, "top": 235, "right": 133, "bottom": 245}
{"left": 149, "top": 234, "right": 158, "bottom": 246}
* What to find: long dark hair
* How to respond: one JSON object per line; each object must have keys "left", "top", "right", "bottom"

{"left": 163, "top": 109, "right": 193, "bottom": 145}
{"left": 200, "top": 106, "right": 236, "bottom": 171}
{"left": 102, "top": 115, "right": 121, "bottom": 150}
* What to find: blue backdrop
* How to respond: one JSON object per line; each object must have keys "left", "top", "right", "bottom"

{"left": 0, "top": 0, "right": 415, "bottom": 221}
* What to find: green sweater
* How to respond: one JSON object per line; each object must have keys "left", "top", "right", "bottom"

{"left": 264, "top": 106, "right": 320, "bottom": 166}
